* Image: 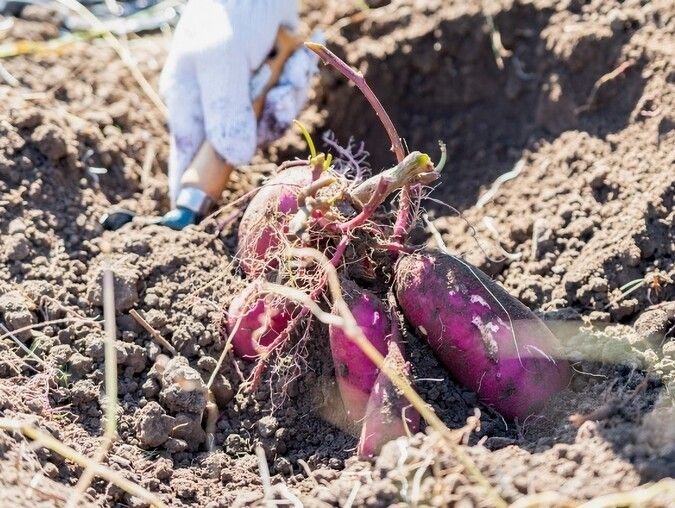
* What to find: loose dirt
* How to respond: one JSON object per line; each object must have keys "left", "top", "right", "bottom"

{"left": 1, "top": 0, "right": 673, "bottom": 506}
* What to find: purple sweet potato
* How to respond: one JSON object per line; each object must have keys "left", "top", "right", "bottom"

{"left": 237, "top": 166, "right": 313, "bottom": 276}
{"left": 358, "top": 325, "right": 420, "bottom": 458}
{"left": 226, "top": 285, "right": 294, "bottom": 360}
{"left": 395, "top": 250, "right": 569, "bottom": 420}
{"left": 329, "top": 280, "right": 392, "bottom": 424}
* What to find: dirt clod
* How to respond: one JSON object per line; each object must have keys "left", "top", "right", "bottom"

{"left": 158, "top": 356, "right": 208, "bottom": 416}
{"left": 136, "top": 401, "right": 174, "bottom": 448}
{"left": 86, "top": 265, "right": 141, "bottom": 312}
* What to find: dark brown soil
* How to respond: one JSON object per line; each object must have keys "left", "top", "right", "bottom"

{"left": 1, "top": 0, "right": 673, "bottom": 506}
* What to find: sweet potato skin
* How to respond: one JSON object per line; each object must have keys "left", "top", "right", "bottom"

{"left": 329, "top": 280, "right": 391, "bottom": 423}
{"left": 226, "top": 285, "right": 293, "bottom": 360}
{"left": 395, "top": 250, "right": 569, "bottom": 420}
{"left": 358, "top": 325, "right": 420, "bottom": 458}
{"left": 237, "top": 166, "right": 313, "bottom": 276}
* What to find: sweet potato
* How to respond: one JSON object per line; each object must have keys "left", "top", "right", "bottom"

{"left": 226, "top": 285, "right": 294, "bottom": 360}
{"left": 358, "top": 325, "right": 420, "bottom": 458}
{"left": 329, "top": 280, "right": 391, "bottom": 423}
{"left": 395, "top": 250, "right": 569, "bottom": 420}
{"left": 237, "top": 166, "right": 313, "bottom": 276}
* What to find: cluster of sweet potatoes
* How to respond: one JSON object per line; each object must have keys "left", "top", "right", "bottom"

{"left": 221, "top": 44, "right": 569, "bottom": 458}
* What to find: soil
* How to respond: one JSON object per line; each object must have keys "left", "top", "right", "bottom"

{"left": 1, "top": 0, "right": 674, "bottom": 507}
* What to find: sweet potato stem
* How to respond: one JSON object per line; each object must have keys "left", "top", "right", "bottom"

{"left": 293, "top": 119, "right": 317, "bottom": 158}
{"left": 337, "top": 177, "right": 389, "bottom": 232}
{"left": 331, "top": 235, "right": 350, "bottom": 265}
{"left": 304, "top": 42, "right": 416, "bottom": 244}
{"left": 393, "top": 186, "right": 412, "bottom": 242}
{"left": 305, "top": 42, "right": 405, "bottom": 163}
{"left": 394, "top": 143, "right": 446, "bottom": 242}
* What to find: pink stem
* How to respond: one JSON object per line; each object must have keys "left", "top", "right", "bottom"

{"left": 393, "top": 186, "right": 411, "bottom": 242}
{"left": 336, "top": 177, "right": 389, "bottom": 233}
{"left": 306, "top": 42, "right": 421, "bottom": 245}
{"left": 312, "top": 178, "right": 389, "bottom": 235}
{"left": 305, "top": 43, "right": 405, "bottom": 164}
{"left": 330, "top": 235, "right": 350, "bottom": 266}
{"left": 393, "top": 182, "right": 423, "bottom": 242}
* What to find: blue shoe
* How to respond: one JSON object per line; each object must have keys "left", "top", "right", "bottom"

{"left": 158, "top": 187, "right": 215, "bottom": 230}
{"left": 156, "top": 207, "right": 199, "bottom": 230}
